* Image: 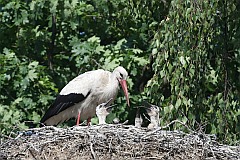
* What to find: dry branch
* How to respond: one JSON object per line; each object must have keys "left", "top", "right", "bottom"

{"left": 0, "top": 122, "right": 239, "bottom": 160}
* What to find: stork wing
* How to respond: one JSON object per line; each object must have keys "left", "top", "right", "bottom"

{"left": 40, "top": 92, "right": 90, "bottom": 124}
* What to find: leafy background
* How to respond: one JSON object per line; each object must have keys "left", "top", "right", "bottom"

{"left": 0, "top": 0, "right": 239, "bottom": 145}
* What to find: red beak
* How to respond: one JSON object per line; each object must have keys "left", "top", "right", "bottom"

{"left": 119, "top": 79, "right": 130, "bottom": 107}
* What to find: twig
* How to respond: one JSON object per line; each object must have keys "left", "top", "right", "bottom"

{"left": 121, "top": 120, "right": 129, "bottom": 125}
{"left": 92, "top": 59, "right": 103, "bottom": 69}
{"left": 142, "top": 113, "right": 151, "bottom": 122}
{"left": 90, "top": 142, "right": 98, "bottom": 160}
{"left": 141, "top": 120, "right": 193, "bottom": 139}
{"left": 14, "top": 132, "right": 23, "bottom": 140}
{"left": 108, "top": 137, "right": 113, "bottom": 153}
{"left": 28, "top": 148, "right": 37, "bottom": 160}
{"left": 1, "top": 124, "right": 239, "bottom": 159}
{"left": 0, "top": 134, "right": 14, "bottom": 140}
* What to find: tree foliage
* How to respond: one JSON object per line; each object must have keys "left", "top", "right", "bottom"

{"left": 146, "top": 0, "right": 240, "bottom": 144}
{"left": 0, "top": 0, "right": 165, "bottom": 132}
{"left": 0, "top": 0, "right": 239, "bottom": 144}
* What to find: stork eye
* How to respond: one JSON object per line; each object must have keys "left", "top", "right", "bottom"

{"left": 120, "top": 73, "right": 123, "bottom": 78}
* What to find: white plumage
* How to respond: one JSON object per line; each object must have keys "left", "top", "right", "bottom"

{"left": 96, "top": 98, "right": 115, "bottom": 124}
{"left": 144, "top": 102, "right": 160, "bottom": 129}
{"left": 40, "top": 66, "right": 129, "bottom": 126}
{"left": 135, "top": 108, "right": 143, "bottom": 128}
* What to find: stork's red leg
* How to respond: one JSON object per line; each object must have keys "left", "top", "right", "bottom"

{"left": 76, "top": 112, "right": 81, "bottom": 125}
{"left": 87, "top": 117, "right": 91, "bottom": 126}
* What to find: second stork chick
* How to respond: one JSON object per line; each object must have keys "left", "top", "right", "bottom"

{"left": 96, "top": 98, "right": 115, "bottom": 124}
{"left": 135, "top": 108, "right": 143, "bottom": 128}
{"left": 143, "top": 101, "right": 160, "bottom": 129}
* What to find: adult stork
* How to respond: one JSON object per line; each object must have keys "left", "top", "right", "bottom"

{"left": 40, "top": 66, "right": 130, "bottom": 126}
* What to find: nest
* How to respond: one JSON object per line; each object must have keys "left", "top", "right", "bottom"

{"left": 1, "top": 121, "right": 240, "bottom": 160}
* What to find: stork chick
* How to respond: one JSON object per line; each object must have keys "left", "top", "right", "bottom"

{"left": 135, "top": 108, "right": 143, "bottom": 128}
{"left": 96, "top": 98, "right": 115, "bottom": 124}
{"left": 143, "top": 101, "right": 160, "bottom": 129}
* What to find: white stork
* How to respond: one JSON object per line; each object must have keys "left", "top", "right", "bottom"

{"left": 143, "top": 101, "right": 160, "bottom": 129}
{"left": 40, "top": 66, "right": 130, "bottom": 126}
{"left": 96, "top": 98, "right": 115, "bottom": 124}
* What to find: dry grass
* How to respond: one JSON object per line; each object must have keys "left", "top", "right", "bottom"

{"left": 1, "top": 121, "right": 240, "bottom": 160}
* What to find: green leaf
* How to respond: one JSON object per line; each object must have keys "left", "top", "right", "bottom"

{"left": 28, "top": 61, "right": 39, "bottom": 69}
{"left": 88, "top": 36, "right": 100, "bottom": 43}
{"left": 28, "top": 69, "right": 38, "bottom": 81}
{"left": 152, "top": 48, "right": 158, "bottom": 55}
{"left": 2, "top": 110, "right": 12, "bottom": 122}
{"left": 175, "top": 98, "right": 182, "bottom": 109}
{"left": 132, "top": 48, "right": 143, "bottom": 54}
{"left": 179, "top": 56, "right": 186, "bottom": 66}
{"left": 115, "top": 39, "right": 127, "bottom": 50}
{"left": 31, "top": 111, "right": 40, "bottom": 122}
{"left": 132, "top": 57, "right": 148, "bottom": 66}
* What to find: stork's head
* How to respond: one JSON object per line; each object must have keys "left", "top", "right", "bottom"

{"left": 96, "top": 98, "right": 115, "bottom": 116}
{"left": 114, "top": 66, "right": 128, "bottom": 80}
{"left": 113, "top": 66, "right": 130, "bottom": 106}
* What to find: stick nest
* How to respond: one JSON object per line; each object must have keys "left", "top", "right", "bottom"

{"left": 1, "top": 121, "right": 240, "bottom": 160}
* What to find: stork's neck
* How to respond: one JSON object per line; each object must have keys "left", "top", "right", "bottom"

{"left": 101, "top": 73, "right": 119, "bottom": 99}
{"left": 135, "top": 117, "right": 142, "bottom": 128}
{"left": 150, "top": 115, "right": 159, "bottom": 127}
{"left": 98, "top": 115, "right": 107, "bottom": 124}
{"left": 111, "top": 72, "right": 119, "bottom": 83}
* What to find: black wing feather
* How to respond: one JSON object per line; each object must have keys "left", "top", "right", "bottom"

{"left": 40, "top": 92, "right": 90, "bottom": 124}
